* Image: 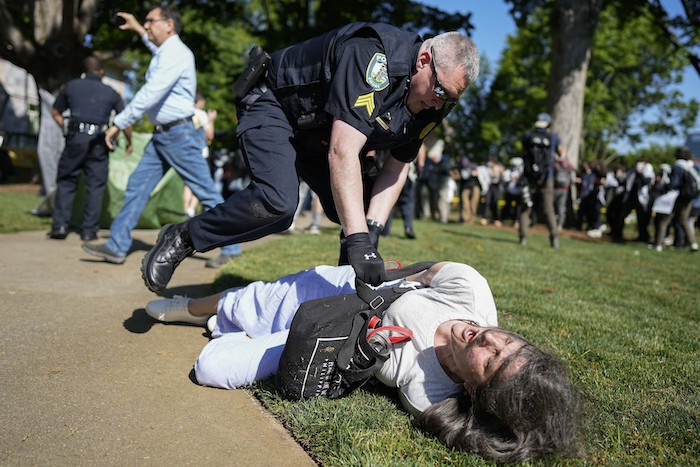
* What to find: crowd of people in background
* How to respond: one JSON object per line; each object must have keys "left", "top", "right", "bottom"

{"left": 287, "top": 136, "right": 700, "bottom": 254}
{"left": 406, "top": 142, "right": 700, "bottom": 252}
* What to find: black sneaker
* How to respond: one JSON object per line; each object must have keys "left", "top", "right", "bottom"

{"left": 82, "top": 243, "right": 125, "bottom": 264}
{"left": 47, "top": 226, "right": 68, "bottom": 240}
{"left": 141, "top": 223, "right": 194, "bottom": 292}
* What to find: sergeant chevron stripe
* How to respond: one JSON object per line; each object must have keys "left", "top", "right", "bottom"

{"left": 353, "top": 92, "right": 375, "bottom": 117}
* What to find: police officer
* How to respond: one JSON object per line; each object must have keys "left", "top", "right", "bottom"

{"left": 141, "top": 22, "right": 480, "bottom": 292}
{"left": 48, "top": 56, "right": 130, "bottom": 241}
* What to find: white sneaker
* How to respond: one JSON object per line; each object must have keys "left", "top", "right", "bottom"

{"left": 691, "top": 243, "right": 698, "bottom": 253}
{"left": 586, "top": 228, "right": 602, "bottom": 238}
{"left": 655, "top": 245, "right": 663, "bottom": 252}
{"left": 305, "top": 224, "right": 321, "bottom": 235}
{"left": 146, "top": 296, "right": 209, "bottom": 325}
{"left": 206, "top": 315, "right": 217, "bottom": 333}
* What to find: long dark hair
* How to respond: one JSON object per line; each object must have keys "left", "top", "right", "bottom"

{"left": 416, "top": 342, "right": 582, "bottom": 462}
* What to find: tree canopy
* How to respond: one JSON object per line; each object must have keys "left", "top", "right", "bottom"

{"left": 451, "top": 0, "right": 697, "bottom": 166}
{"left": 1, "top": 0, "right": 696, "bottom": 159}
{"left": 0, "top": 0, "right": 473, "bottom": 142}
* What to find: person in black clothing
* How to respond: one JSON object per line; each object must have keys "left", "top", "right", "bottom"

{"left": 518, "top": 113, "right": 561, "bottom": 248}
{"left": 141, "top": 23, "right": 480, "bottom": 292}
{"left": 48, "top": 56, "right": 130, "bottom": 241}
{"left": 610, "top": 157, "right": 654, "bottom": 243}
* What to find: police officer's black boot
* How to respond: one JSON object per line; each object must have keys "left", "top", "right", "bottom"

{"left": 141, "top": 222, "right": 195, "bottom": 292}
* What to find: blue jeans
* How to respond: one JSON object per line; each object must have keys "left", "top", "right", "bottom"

{"left": 106, "top": 121, "right": 240, "bottom": 257}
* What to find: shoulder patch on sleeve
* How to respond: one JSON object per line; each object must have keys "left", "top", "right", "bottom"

{"left": 354, "top": 92, "right": 376, "bottom": 118}
{"left": 366, "top": 53, "right": 389, "bottom": 91}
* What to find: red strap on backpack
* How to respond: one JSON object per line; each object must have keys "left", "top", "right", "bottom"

{"left": 367, "top": 325, "right": 413, "bottom": 344}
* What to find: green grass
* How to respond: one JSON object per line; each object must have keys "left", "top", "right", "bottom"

{"left": 0, "top": 190, "right": 51, "bottom": 233}
{"left": 3, "top": 192, "right": 698, "bottom": 464}
{"left": 212, "top": 221, "right": 699, "bottom": 465}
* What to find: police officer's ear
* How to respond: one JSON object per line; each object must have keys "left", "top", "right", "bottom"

{"left": 417, "top": 49, "right": 432, "bottom": 71}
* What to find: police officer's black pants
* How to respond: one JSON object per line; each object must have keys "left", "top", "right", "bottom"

{"left": 52, "top": 132, "right": 109, "bottom": 234}
{"left": 188, "top": 89, "right": 338, "bottom": 251}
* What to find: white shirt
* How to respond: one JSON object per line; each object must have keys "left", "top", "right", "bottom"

{"left": 375, "top": 263, "right": 498, "bottom": 415}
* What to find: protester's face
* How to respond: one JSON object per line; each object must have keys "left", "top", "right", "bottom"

{"left": 449, "top": 324, "right": 526, "bottom": 395}
{"left": 144, "top": 8, "right": 172, "bottom": 46}
{"left": 407, "top": 49, "right": 465, "bottom": 115}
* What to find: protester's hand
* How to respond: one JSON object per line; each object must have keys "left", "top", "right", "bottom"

{"left": 345, "top": 232, "right": 386, "bottom": 285}
{"left": 104, "top": 126, "right": 119, "bottom": 151}
{"left": 207, "top": 109, "right": 217, "bottom": 122}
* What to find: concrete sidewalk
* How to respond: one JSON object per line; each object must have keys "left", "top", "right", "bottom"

{"left": 0, "top": 228, "right": 315, "bottom": 466}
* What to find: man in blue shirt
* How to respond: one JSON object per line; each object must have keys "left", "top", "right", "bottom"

{"left": 82, "top": 5, "right": 241, "bottom": 267}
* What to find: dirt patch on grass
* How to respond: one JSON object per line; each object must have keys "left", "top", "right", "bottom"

{"left": 0, "top": 183, "right": 40, "bottom": 194}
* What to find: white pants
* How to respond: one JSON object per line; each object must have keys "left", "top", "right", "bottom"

{"left": 194, "top": 265, "right": 357, "bottom": 388}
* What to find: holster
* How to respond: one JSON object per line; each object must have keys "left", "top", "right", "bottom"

{"left": 234, "top": 46, "right": 271, "bottom": 99}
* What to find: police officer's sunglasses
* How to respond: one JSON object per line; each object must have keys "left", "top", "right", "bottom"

{"left": 430, "top": 47, "right": 457, "bottom": 105}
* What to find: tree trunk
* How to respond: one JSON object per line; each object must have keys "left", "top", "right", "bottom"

{"left": 547, "top": 0, "right": 601, "bottom": 168}
{"left": 0, "top": 0, "right": 97, "bottom": 94}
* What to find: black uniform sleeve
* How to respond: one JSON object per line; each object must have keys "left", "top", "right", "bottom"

{"left": 53, "top": 85, "right": 69, "bottom": 113}
{"left": 391, "top": 139, "right": 422, "bottom": 163}
{"left": 113, "top": 90, "right": 125, "bottom": 114}
{"left": 324, "top": 37, "right": 389, "bottom": 137}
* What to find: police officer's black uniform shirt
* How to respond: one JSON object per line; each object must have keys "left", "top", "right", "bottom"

{"left": 53, "top": 73, "right": 124, "bottom": 126}
{"left": 268, "top": 23, "right": 454, "bottom": 163}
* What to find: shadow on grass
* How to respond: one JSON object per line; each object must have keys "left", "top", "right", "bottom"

{"left": 251, "top": 374, "right": 405, "bottom": 412}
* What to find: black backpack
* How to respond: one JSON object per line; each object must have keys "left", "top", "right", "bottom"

{"left": 679, "top": 166, "right": 700, "bottom": 200}
{"left": 523, "top": 129, "right": 553, "bottom": 186}
{"left": 276, "top": 261, "right": 435, "bottom": 401}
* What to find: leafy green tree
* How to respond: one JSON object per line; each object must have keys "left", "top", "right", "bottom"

{"left": 445, "top": 55, "right": 496, "bottom": 162}
{"left": 584, "top": 7, "right": 698, "bottom": 160}
{"left": 504, "top": 0, "right": 699, "bottom": 167}
{"left": 468, "top": 8, "right": 551, "bottom": 160}
{"left": 1, "top": 0, "right": 474, "bottom": 144}
{"left": 478, "top": 2, "right": 697, "bottom": 167}
{"left": 615, "top": 142, "right": 677, "bottom": 170}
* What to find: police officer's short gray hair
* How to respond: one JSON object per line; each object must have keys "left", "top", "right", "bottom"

{"left": 423, "top": 32, "right": 480, "bottom": 88}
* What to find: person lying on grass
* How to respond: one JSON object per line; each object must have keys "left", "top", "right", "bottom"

{"left": 146, "top": 261, "right": 581, "bottom": 462}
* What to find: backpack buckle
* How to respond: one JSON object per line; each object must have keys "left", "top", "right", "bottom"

{"left": 369, "top": 296, "right": 385, "bottom": 310}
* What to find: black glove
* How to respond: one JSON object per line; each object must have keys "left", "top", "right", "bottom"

{"left": 345, "top": 232, "right": 386, "bottom": 285}
{"left": 367, "top": 222, "right": 382, "bottom": 250}
{"left": 338, "top": 232, "right": 349, "bottom": 266}
{"left": 338, "top": 220, "right": 382, "bottom": 266}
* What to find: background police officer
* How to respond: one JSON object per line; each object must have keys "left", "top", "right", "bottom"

{"left": 141, "top": 23, "right": 480, "bottom": 292}
{"left": 49, "top": 56, "right": 130, "bottom": 241}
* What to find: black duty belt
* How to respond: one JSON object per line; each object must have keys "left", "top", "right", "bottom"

{"left": 153, "top": 116, "right": 193, "bottom": 133}
{"left": 69, "top": 122, "right": 108, "bottom": 135}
